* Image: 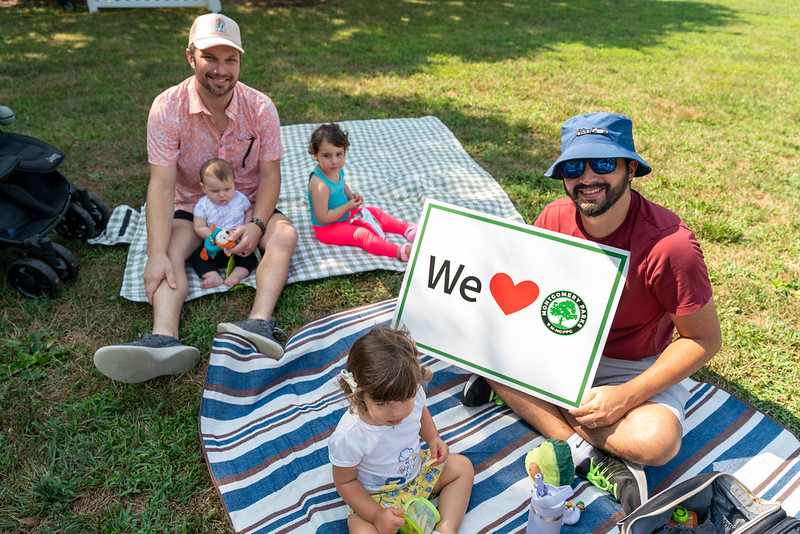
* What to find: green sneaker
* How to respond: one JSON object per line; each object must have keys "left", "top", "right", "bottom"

{"left": 575, "top": 448, "right": 648, "bottom": 515}
{"left": 459, "top": 374, "right": 505, "bottom": 407}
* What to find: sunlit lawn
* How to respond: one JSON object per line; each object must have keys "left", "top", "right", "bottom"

{"left": 1, "top": 0, "right": 799, "bottom": 530}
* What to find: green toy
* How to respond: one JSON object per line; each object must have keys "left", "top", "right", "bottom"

{"left": 524, "top": 438, "right": 575, "bottom": 487}
{"left": 398, "top": 497, "right": 440, "bottom": 534}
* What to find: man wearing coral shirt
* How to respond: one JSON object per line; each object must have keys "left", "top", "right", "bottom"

{"left": 94, "top": 14, "right": 297, "bottom": 382}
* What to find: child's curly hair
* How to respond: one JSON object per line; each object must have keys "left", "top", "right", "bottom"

{"left": 339, "top": 326, "right": 432, "bottom": 416}
{"left": 308, "top": 122, "right": 350, "bottom": 155}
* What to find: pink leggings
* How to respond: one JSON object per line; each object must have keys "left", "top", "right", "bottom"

{"left": 313, "top": 207, "right": 409, "bottom": 259}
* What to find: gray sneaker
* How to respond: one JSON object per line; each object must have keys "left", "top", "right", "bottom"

{"left": 93, "top": 333, "right": 201, "bottom": 383}
{"left": 216, "top": 317, "right": 286, "bottom": 359}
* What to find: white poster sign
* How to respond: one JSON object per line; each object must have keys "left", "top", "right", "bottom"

{"left": 393, "top": 199, "right": 629, "bottom": 409}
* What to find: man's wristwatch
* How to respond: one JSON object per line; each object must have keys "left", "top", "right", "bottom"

{"left": 250, "top": 217, "right": 266, "bottom": 233}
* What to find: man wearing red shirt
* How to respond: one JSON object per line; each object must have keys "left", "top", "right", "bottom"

{"left": 464, "top": 113, "right": 721, "bottom": 515}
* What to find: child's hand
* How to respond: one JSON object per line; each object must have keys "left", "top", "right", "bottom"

{"left": 347, "top": 196, "right": 363, "bottom": 210}
{"left": 374, "top": 506, "right": 406, "bottom": 534}
{"left": 427, "top": 437, "right": 450, "bottom": 466}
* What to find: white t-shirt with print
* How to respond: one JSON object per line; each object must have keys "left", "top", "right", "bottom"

{"left": 328, "top": 386, "right": 425, "bottom": 492}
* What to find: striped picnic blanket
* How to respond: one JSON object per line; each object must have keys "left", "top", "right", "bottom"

{"left": 199, "top": 299, "right": 800, "bottom": 533}
{"left": 89, "top": 116, "right": 523, "bottom": 302}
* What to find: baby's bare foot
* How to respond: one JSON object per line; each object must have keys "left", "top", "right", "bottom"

{"left": 201, "top": 274, "right": 224, "bottom": 289}
{"left": 224, "top": 277, "right": 242, "bottom": 287}
{"left": 225, "top": 267, "right": 250, "bottom": 287}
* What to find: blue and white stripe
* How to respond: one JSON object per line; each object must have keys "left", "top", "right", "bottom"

{"left": 201, "top": 299, "right": 800, "bottom": 533}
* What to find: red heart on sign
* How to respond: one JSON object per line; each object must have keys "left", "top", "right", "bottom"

{"left": 489, "top": 273, "right": 540, "bottom": 315}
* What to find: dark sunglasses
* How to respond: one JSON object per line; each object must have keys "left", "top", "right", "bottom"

{"left": 560, "top": 158, "right": 618, "bottom": 179}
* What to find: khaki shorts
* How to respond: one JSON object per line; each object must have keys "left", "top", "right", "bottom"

{"left": 592, "top": 355, "right": 690, "bottom": 424}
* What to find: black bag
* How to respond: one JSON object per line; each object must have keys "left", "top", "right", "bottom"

{"left": 618, "top": 471, "right": 800, "bottom": 533}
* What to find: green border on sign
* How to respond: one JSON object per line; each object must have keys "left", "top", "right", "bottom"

{"left": 394, "top": 201, "right": 628, "bottom": 408}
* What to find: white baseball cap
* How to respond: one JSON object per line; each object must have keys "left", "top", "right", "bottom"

{"left": 188, "top": 14, "right": 244, "bottom": 54}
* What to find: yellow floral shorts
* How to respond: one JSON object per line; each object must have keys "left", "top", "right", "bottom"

{"left": 351, "top": 449, "right": 445, "bottom": 513}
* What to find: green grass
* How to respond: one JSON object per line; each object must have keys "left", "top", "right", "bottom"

{"left": 2, "top": 0, "right": 800, "bottom": 530}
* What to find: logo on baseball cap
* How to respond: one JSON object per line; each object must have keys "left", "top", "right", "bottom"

{"left": 188, "top": 14, "right": 244, "bottom": 54}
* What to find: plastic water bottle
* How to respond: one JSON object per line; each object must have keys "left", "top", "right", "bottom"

{"left": 526, "top": 474, "right": 573, "bottom": 534}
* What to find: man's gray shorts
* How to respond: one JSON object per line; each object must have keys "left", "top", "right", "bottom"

{"left": 592, "top": 355, "right": 690, "bottom": 424}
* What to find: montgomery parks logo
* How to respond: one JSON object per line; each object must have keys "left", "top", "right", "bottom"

{"left": 541, "top": 290, "right": 587, "bottom": 335}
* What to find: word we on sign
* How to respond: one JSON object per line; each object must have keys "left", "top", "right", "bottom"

{"left": 394, "top": 200, "right": 629, "bottom": 409}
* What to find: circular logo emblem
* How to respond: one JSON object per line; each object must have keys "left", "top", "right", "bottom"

{"left": 540, "top": 291, "right": 587, "bottom": 335}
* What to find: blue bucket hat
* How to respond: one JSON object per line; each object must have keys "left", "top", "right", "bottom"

{"left": 544, "top": 112, "right": 651, "bottom": 179}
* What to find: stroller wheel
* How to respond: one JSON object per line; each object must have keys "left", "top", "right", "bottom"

{"left": 8, "top": 258, "right": 62, "bottom": 299}
{"left": 84, "top": 192, "right": 111, "bottom": 234}
{"left": 56, "top": 202, "right": 96, "bottom": 241}
{"left": 29, "top": 242, "right": 79, "bottom": 282}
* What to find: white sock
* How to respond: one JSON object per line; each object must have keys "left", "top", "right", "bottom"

{"left": 566, "top": 432, "right": 595, "bottom": 466}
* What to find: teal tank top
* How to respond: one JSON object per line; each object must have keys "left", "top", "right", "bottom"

{"left": 308, "top": 167, "right": 350, "bottom": 226}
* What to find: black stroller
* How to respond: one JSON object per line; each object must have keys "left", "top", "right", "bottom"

{"left": 0, "top": 105, "right": 109, "bottom": 299}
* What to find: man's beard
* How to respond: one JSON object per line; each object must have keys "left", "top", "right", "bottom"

{"left": 565, "top": 176, "right": 630, "bottom": 218}
{"left": 199, "top": 73, "right": 235, "bottom": 97}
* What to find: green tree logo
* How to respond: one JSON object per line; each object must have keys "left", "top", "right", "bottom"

{"left": 541, "top": 291, "right": 588, "bottom": 336}
{"left": 549, "top": 299, "right": 578, "bottom": 329}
